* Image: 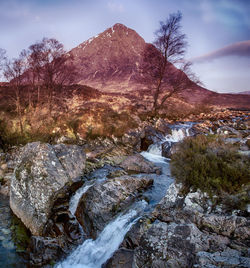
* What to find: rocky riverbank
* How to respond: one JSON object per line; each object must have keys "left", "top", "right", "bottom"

{"left": 105, "top": 182, "right": 250, "bottom": 267}
{"left": 0, "top": 108, "right": 249, "bottom": 267}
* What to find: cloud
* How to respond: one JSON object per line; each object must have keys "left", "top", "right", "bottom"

{"left": 199, "top": 0, "right": 250, "bottom": 26}
{"left": 190, "top": 40, "right": 250, "bottom": 63}
{"left": 107, "top": 1, "right": 124, "bottom": 12}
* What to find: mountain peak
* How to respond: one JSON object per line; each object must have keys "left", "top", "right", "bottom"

{"left": 70, "top": 23, "right": 147, "bottom": 92}
{"left": 103, "top": 23, "right": 143, "bottom": 41}
{"left": 111, "top": 23, "right": 129, "bottom": 30}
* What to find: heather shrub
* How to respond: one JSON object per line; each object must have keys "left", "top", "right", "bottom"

{"left": 100, "top": 109, "right": 138, "bottom": 137}
{"left": 170, "top": 135, "right": 250, "bottom": 197}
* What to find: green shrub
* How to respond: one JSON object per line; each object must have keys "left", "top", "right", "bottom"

{"left": 170, "top": 135, "right": 250, "bottom": 197}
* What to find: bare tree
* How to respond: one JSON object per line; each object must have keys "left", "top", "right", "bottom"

{"left": 36, "top": 38, "right": 76, "bottom": 113}
{"left": 22, "top": 43, "right": 44, "bottom": 109}
{"left": 142, "top": 11, "right": 199, "bottom": 114}
{"left": 4, "top": 54, "right": 27, "bottom": 133}
{"left": 20, "top": 38, "right": 76, "bottom": 113}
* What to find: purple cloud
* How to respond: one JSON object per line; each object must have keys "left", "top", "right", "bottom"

{"left": 190, "top": 40, "right": 250, "bottom": 63}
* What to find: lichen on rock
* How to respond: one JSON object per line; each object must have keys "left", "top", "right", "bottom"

{"left": 10, "top": 142, "right": 86, "bottom": 236}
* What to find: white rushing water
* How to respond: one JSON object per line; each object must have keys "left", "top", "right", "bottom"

{"left": 57, "top": 201, "right": 147, "bottom": 268}
{"left": 165, "top": 128, "right": 189, "bottom": 142}
{"left": 70, "top": 178, "right": 106, "bottom": 215}
{"left": 144, "top": 123, "right": 193, "bottom": 159}
{"left": 147, "top": 143, "right": 162, "bottom": 156}
{"left": 141, "top": 150, "right": 167, "bottom": 163}
{"left": 164, "top": 123, "right": 192, "bottom": 143}
{"left": 69, "top": 183, "right": 94, "bottom": 215}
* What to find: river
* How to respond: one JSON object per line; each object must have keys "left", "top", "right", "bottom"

{"left": 56, "top": 123, "right": 192, "bottom": 268}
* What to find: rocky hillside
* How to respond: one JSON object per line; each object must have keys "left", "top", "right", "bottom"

{"left": 68, "top": 23, "right": 250, "bottom": 109}
{"left": 0, "top": 24, "right": 250, "bottom": 149}
{"left": 69, "top": 23, "right": 145, "bottom": 93}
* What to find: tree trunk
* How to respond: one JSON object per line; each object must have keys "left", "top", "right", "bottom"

{"left": 16, "top": 96, "right": 23, "bottom": 134}
{"left": 48, "top": 86, "right": 53, "bottom": 116}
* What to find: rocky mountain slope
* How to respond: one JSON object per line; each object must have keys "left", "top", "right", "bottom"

{"left": 69, "top": 23, "right": 146, "bottom": 93}
{"left": 0, "top": 24, "right": 249, "bottom": 149}
{"left": 68, "top": 23, "right": 250, "bottom": 109}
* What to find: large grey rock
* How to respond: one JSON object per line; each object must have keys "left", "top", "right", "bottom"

{"left": 217, "top": 126, "right": 242, "bottom": 137}
{"left": 103, "top": 248, "right": 134, "bottom": 268}
{"left": 121, "top": 130, "right": 143, "bottom": 151}
{"left": 161, "top": 141, "right": 179, "bottom": 158}
{"left": 134, "top": 221, "right": 210, "bottom": 268}
{"left": 140, "top": 125, "right": 164, "bottom": 151}
{"left": 196, "top": 214, "right": 250, "bottom": 239}
{"left": 10, "top": 142, "right": 85, "bottom": 236}
{"left": 75, "top": 175, "right": 153, "bottom": 238}
{"left": 120, "top": 154, "right": 161, "bottom": 174}
{"left": 29, "top": 236, "right": 65, "bottom": 266}
{"left": 195, "top": 249, "right": 250, "bottom": 268}
{"left": 155, "top": 118, "right": 171, "bottom": 135}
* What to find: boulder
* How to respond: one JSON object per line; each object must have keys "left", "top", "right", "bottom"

{"left": 10, "top": 142, "right": 86, "bottom": 236}
{"left": 161, "top": 141, "right": 178, "bottom": 158}
{"left": 196, "top": 249, "right": 250, "bottom": 268}
{"left": 134, "top": 221, "right": 209, "bottom": 268}
{"left": 140, "top": 126, "right": 164, "bottom": 151}
{"left": 246, "top": 139, "right": 250, "bottom": 149}
{"left": 75, "top": 175, "right": 153, "bottom": 238}
{"left": 29, "top": 236, "right": 65, "bottom": 266}
{"left": 102, "top": 248, "right": 134, "bottom": 268}
{"left": 121, "top": 130, "right": 142, "bottom": 151}
{"left": 155, "top": 118, "right": 171, "bottom": 135}
{"left": 217, "top": 126, "right": 241, "bottom": 138}
{"left": 196, "top": 214, "right": 250, "bottom": 239}
{"left": 190, "top": 122, "right": 212, "bottom": 135}
{"left": 120, "top": 217, "right": 150, "bottom": 250}
{"left": 120, "top": 154, "right": 161, "bottom": 174}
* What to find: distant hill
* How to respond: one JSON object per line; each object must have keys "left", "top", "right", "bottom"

{"left": 238, "top": 90, "right": 250, "bottom": 95}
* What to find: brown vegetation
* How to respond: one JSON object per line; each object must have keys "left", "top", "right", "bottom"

{"left": 0, "top": 23, "right": 249, "bottom": 148}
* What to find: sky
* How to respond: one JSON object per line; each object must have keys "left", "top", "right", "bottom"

{"left": 0, "top": 0, "right": 250, "bottom": 93}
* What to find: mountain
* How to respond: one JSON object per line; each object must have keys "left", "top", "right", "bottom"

{"left": 69, "top": 23, "right": 250, "bottom": 109}
{"left": 69, "top": 23, "right": 213, "bottom": 102}
{"left": 69, "top": 23, "right": 146, "bottom": 92}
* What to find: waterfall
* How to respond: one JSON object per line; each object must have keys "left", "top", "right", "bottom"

{"left": 57, "top": 201, "right": 147, "bottom": 268}
{"left": 145, "top": 123, "right": 193, "bottom": 157}
{"left": 165, "top": 128, "right": 187, "bottom": 142}
{"left": 70, "top": 177, "right": 106, "bottom": 216}
{"left": 147, "top": 143, "right": 162, "bottom": 155}
{"left": 141, "top": 150, "right": 167, "bottom": 163}
{"left": 55, "top": 123, "right": 185, "bottom": 268}
{"left": 69, "top": 183, "right": 95, "bottom": 215}
{"left": 165, "top": 123, "right": 193, "bottom": 143}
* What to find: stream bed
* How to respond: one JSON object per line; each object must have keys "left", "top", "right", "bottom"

{"left": 0, "top": 122, "right": 192, "bottom": 267}
{"left": 56, "top": 123, "right": 192, "bottom": 268}
{"left": 57, "top": 155, "right": 173, "bottom": 268}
